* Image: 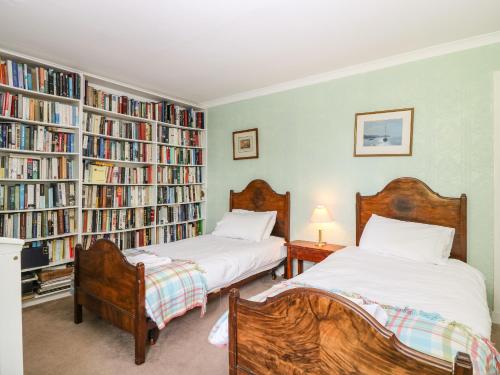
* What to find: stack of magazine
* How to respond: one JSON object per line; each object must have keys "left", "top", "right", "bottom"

{"left": 35, "top": 265, "right": 73, "bottom": 298}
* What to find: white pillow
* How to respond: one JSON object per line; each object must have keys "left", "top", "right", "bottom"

{"left": 212, "top": 212, "right": 270, "bottom": 242}
{"left": 359, "top": 214, "right": 455, "bottom": 264}
{"left": 232, "top": 209, "right": 277, "bottom": 240}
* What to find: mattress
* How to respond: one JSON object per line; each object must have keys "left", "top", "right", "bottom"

{"left": 292, "top": 246, "right": 491, "bottom": 339}
{"left": 137, "top": 234, "right": 286, "bottom": 292}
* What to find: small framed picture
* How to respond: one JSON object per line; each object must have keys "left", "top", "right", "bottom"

{"left": 233, "top": 128, "right": 259, "bottom": 160}
{"left": 354, "top": 108, "right": 414, "bottom": 157}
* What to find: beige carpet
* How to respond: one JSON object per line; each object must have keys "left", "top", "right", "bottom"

{"left": 23, "top": 276, "right": 500, "bottom": 375}
{"left": 22, "top": 274, "right": 280, "bottom": 375}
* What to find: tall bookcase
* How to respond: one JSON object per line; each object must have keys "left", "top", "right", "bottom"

{"left": 0, "top": 49, "right": 206, "bottom": 308}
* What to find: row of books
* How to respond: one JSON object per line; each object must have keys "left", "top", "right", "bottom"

{"left": 46, "top": 237, "right": 75, "bottom": 263}
{"left": 85, "top": 83, "right": 157, "bottom": 120}
{"left": 157, "top": 126, "right": 204, "bottom": 147}
{"left": 0, "top": 92, "right": 79, "bottom": 126}
{"left": 83, "top": 207, "right": 155, "bottom": 233}
{"left": 0, "top": 57, "right": 81, "bottom": 99}
{"left": 0, "top": 122, "right": 75, "bottom": 152}
{"left": 0, "top": 156, "right": 74, "bottom": 180}
{"left": 157, "top": 185, "right": 204, "bottom": 205}
{"left": 82, "top": 185, "right": 154, "bottom": 208}
{"left": 83, "top": 162, "right": 153, "bottom": 185}
{"left": 84, "top": 83, "right": 205, "bottom": 130}
{"left": 82, "top": 135, "right": 153, "bottom": 162}
{"left": 0, "top": 182, "right": 76, "bottom": 210}
{"left": 157, "top": 221, "right": 203, "bottom": 244}
{"left": 158, "top": 146, "right": 203, "bottom": 165}
{"left": 157, "top": 104, "right": 200, "bottom": 128}
{"left": 0, "top": 209, "right": 76, "bottom": 239}
{"left": 82, "top": 228, "right": 152, "bottom": 250}
{"left": 157, "top": 203, "right": 202, "bottom": 224}
{"left": 157, "top": 165, "right": 203, "bottom": 184}
{"left": 83, "top": 112, "right": 152, "bottom": 141}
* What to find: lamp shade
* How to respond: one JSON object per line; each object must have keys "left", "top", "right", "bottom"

{"left": 310, "top": 205, "right": 333, "bottom": 224}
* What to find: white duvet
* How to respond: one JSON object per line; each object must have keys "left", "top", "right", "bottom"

{"left": 137, "top": 234, "right": 286, "bottom": 292}
{"left": 292, "top": 246, "right": 491, "bottom": 338}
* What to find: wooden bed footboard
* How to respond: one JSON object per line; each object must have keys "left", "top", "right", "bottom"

{"left": 74, "top": 239, "right": 154, "bottom": 365}
{"left": 228, "top": 288, "right": 473, "bottom": 375}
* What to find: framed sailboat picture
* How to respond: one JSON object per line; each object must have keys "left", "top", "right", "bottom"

{"left": 354, "top": 108, "right": 414, "bottom": 157}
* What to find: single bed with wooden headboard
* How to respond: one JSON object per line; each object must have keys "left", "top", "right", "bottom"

{"left": 74, "top": 179, "right": 290, "bottom": 365}
{"left": 228, "top": 178, "right": 475, "bottom": 375}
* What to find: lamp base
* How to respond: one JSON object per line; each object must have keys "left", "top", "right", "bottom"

{"left": 317, "top": 229, "right": 326, "bottom": 247}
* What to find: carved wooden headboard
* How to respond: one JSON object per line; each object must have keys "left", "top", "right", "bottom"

{"left": 229, "top": 179, "right": 290, "bottom": 242}
{"left": 356, "top": 177, "right": 467, "bottom": 262}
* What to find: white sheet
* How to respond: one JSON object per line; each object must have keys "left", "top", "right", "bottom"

{"left": 292, "top": 246, "right": 491, "bottom": 338}
{"left": 137, "top": 235, "right": 286, "bottom": 292}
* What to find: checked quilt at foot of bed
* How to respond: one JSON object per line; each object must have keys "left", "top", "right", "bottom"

{"left": 124, "top": 248, "right": 208, "bottom": 330}
{"left": 209, "top": 281, "right": 500, "bottom": 375}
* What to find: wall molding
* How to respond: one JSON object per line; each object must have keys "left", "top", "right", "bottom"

{"left": 494, "top": 71, "right": 500, "bottom": 319}
{"left": 203, "top": 31, "right": 500, "bottom": 108}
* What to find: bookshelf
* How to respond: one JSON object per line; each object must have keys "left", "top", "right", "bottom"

{"left": 82, "top": 74, "right": 206, "bottom": 251}
{"left": 0, "top": 49, "right": 83, "bottom": 307}
{"left": 0, "top": 49, "right": 207, "bottom": 308}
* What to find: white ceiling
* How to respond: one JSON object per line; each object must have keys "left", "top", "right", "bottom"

{"left": 0, "top": 0, "right": 499, "bottom": 107}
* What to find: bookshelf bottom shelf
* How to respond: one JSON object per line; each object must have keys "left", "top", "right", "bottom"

{"left": 22, "top": 289, "right": 71, "bottom": 308}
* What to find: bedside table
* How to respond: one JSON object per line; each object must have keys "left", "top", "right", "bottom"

{"left": 286, "top": 240, "right": 345, "bottom": 279}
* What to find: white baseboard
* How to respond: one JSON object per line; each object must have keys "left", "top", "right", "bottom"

{"left": 491, "top": 310, "right": 500, "bottom": 325}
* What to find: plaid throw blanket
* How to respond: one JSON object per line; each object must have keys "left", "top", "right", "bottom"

{"left": 209, "top": 281, "right": 500, "bottom": 374}
{"left": 124, "top": 249, "right": 208, "bottom": 330}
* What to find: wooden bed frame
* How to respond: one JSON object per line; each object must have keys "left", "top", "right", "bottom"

{"left": 74, "top": 179, "right": 290, "bottom": 365}
{"left": 229, "top": 177, "right": 473, "bottom": 374}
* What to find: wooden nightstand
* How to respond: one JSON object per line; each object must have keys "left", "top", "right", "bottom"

{"left": 286, "top": 240, "right": 345, "bottom": 279}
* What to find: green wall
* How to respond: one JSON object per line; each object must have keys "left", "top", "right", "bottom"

{"left": 207, "top": 43, "right": 500, "bottom": 303}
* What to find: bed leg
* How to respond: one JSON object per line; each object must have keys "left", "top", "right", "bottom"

{"left": 74, "top": 301, "right": 82, "bottom": 324}
{"left": 135, "top": 333, "right": 146, "bottom": 365}
{"left": 271, "top": 269, "right": 277, "bottom": 280}
{"left": 148, "top": 327, "right": 160, "bottom": 345}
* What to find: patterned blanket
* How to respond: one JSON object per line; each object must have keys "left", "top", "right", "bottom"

{"left": 124, "top": 249, "right": 208, "bottom": 330}
{"left": 208, "top": 281, "right": 500, "bottom": 375}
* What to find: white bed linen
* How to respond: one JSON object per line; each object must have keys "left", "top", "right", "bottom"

{"left": 137, "top": 235, "right": 286, "bottom": 292}
{"left": 292, "top": 246, "right": 491, "bottom": 338}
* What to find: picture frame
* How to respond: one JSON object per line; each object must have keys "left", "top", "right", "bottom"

{"left": 354, "top": 108, "right": 414, "bottom": 157}
{"left": 233, "top": 128, "right": 259, "bottom": 160}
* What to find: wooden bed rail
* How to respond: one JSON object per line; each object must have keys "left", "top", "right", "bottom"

{"left": 228, "top": 288, "right": 473, "bottom": 375}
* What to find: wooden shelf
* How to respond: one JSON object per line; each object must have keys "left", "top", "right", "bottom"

{"left": 0, "top": 178, "right": 79, "bottom": 183}
{"left": 82, "top": 156, "right": 153, "bottom": 165}
{"left": 82, "top": 182, "right": 154, "bottom": 186}
{"left": 157, "top": 120, "right": 205, "bottom": 132}
{"left": 157, "top": 200, "right": 205, "bottom": 207}
{"left": 0, "top": 148, "right": 78, "bottom": 156}
{"left": 157, "top": 162, "right": 205, "bottom": 167}
{"left": 0, "top": 83, "right": 80, "bottom": 104}
{"left": 156, "top": 141, "right": 203, "bottom": 149}
{"left": 83, "top": 105, "right": 155, "bottom": 123}
{"left": 82, "top": 204, "right": 155, "bottom": 210}
{"left": 22, "top": 258, "right": 74, "bottom": 272}
{"left": 82, "top": 224, "right": 155, "bottom": 236}
{"left": 22, "top": 290, "right": 72, "bottom": 308}
{"left": 0, "top": 115, "right": 79, "bottom": 130}
{"left": 22, "top": 232, "right": 78, "bottom": 243}
{"left": 156, "top": 182, "right": 204, "bottom": 186}
{"left": 156, "top": 218, "right": 204, "bottom": 227}
{"left": 0, "top": 205, "right": 78, "bottom": 214}
{"left": 82, "top": 130, "right": 153, "bottom": 144}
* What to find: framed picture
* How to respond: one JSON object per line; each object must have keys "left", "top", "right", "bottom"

{"left": 354, "top": 108, "right": 414, "bottom": 157}
{"left": 233, "top": 128, "right": 259, "bottom": 160}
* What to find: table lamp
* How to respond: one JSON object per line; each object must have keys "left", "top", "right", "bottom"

{"left": 310, "top": 205, "right": 333, "bottom": 247}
